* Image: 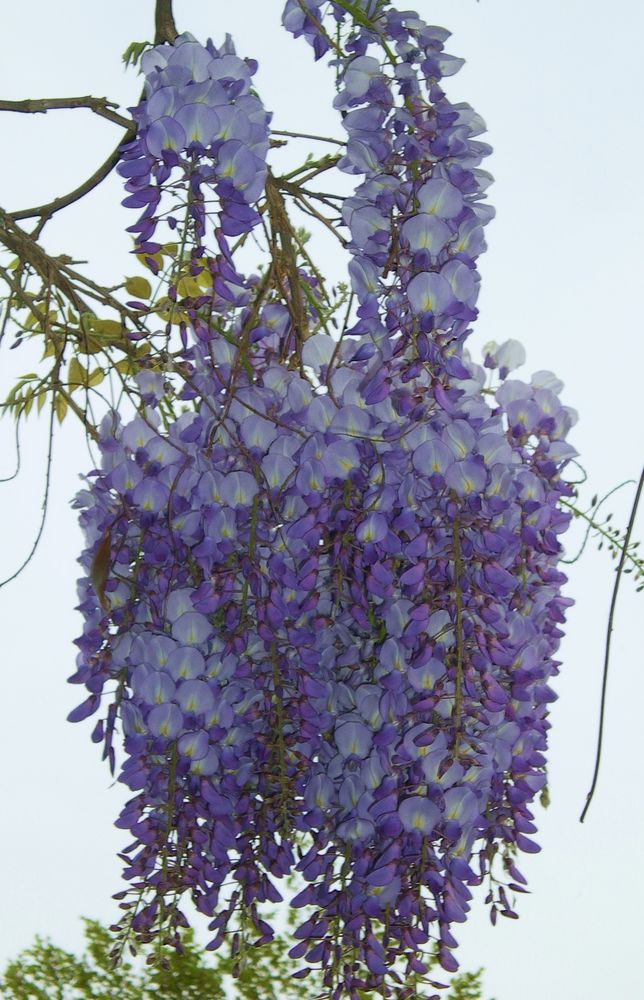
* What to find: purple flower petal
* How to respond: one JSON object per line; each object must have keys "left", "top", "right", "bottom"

{"left": 417, "top": 178, "right": 464, "bottom": 219}
{"left": 176, "top": 679, "right": 216, "bottom": 715}
{"left": 171, "top": 611, "right": 212, "bottom": 646}
{"left": 401, "top": 214, "right": 452, "bottom": 253}
{"left": 407, "top": 272, "right": 454, "bottom": 317}
{"left": 335, "top": 719, "right": 373, "bottom": 758}
{"left": 148, "top": 702, "right": 183, "bottom": 739}
{"left": 145, "top": 116, "right": 187, "bottom": 157}
{"left": 398, "top": 796, "right": 441, "bottom": 834}
{"left": 175, "top": 103, "right": 221, "bottom": 146}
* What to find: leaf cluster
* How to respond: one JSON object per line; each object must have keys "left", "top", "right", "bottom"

{"left": 0, "top": 920, "right": 489, "bottom": 1000}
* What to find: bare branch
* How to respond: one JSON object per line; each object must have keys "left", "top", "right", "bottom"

{"left": 279, "top": 178, "right": 347, "bottom": 246}
{"left": 271, "top": 128, "right": 345, "bottom": 147}
{"left": 0, "top": 95, "right": 132, "bottom": 130}
{"left": 266, "top": 172, "right": 309, "bottom": 344}
{"left": 155, "top": 0, "right": 178, "bottom": 43}
{"left": 580, "top": 464, "right": 644, "bottom": 822}
{"left": 0, "top": 399, "right": 56, "bottom": 590}
{"left": 0, "top": 210, "right": 90, "bottom": 311}
{"left": 8, "top": 118, "right": 136, "bottom": 223}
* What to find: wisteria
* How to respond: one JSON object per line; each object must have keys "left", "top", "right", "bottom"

{"left": 68, "top": 4, "right": 577, "bottom": 997}
{"left": 117, "top": 29, "right": 270, "bottom": 307}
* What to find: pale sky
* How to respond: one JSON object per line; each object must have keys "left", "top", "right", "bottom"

{"left": 1, "top": 2, "right": 643, "bottom": 998}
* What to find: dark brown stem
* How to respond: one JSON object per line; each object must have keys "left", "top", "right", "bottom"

{"left": 8, "top": 120, "right": 136, "bottom": 223}
{"left": 0, "top": 262, "right": 47, "bottom": 329}
{"left": 55, "top": 387, "right": 100, "bottom": 442}
{"left": 266, "top": 172, "right": 309, "bottom": 344}
{"left": 279, "top": 178, "right": 347, "bottom": 246}
{"left": 0, "top": 96, "right": 132, "bottom": 130}
{"left": 580, "top": 465, "right": 644, "bottom": 822}
{"left": 271, "top": 128, "right": 345, "bottom": 147}
{"left": 155, "top": 0, "right": 178, "bottom": 43}
{"left": 452, "top": 514, "right": 464, "bottom": 753}
{"left": 0, "top": 210, "right": 89, "bottom": 310}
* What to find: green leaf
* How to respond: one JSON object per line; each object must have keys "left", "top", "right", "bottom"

{"left": 91, "top": 318, "right": 123, "bottom": 339}
{"left": 122, "top": 40, "right": 152, "bottom": 68}
{"left": 55, "top": 394, "right": 68, "bottom": 424}
{"left": 68, "top": 356, "right": 87, "bottom": 389}
{"left": 125, "top": 276, "right": 152, "bottom": 299}
{"left": 176, "top": 275, "right": 203, "bottom": 298}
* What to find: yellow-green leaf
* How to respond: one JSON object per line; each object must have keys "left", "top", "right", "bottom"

{"left": 155, "top": 299, "right": 187, "bottom": 325}
{"left": 196, "top": 267, "right": 213, "bottom": 290}
{"left": 125, "top": 276, "right": 152, "bottom": 299}
{"left": 87, "top": 368, "right": 104, "bottom": 387}
{"left": 176, "top": 276, "right": 203, "bottom": 298}
{"left": 68, "top": 356, "right": 87, "bottom": 388}
{"left": 55, "top": 394, "right": 68, "bottom": 424}
{"left": 91, "top": 319, "right": 123, "bottom": 339}
{"left": 77, "top": 336, "right": 102, "bottom": 355}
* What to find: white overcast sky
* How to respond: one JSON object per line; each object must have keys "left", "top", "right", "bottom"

{"left": 1, "top": 2, "right": 643, "bottom": 998}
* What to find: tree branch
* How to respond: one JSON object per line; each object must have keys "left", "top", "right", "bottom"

{"left": 0, "top": 95, "right": 132, "bottom": 130}
{"left": 155, "top": 0, "right": 178, "bottom": 43}
{"left": 580, "top": 463, "right": 644, "bottom": 822}
{"left": 7, "top": 120, "right": 136, "bottom": 223}
{"left": 266, "top": 172, "right": 309, "bottom": 344}
{"left": 271, "top": 129, "right": 345, "bottom": 147}
{"left": 0, "top": 209, "right": 88, "bottom": 310}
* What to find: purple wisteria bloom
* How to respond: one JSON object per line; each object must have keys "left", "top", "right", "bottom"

{"left": 407, "top": 271, "right": 455, "bottom": 318}
{"left": 67, "top": 7, "right": 578, "bottom": 996}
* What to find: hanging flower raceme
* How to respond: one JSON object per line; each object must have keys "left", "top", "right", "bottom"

{"left": 68, "top": 7, "right": 577, "bottom": 998}
{"left": 71, "top": 330, "right": 575, "bottom": 993}
{"left": 283, "top": 0, "right": 494, "bottom": 370}
{"left": 117, "top": 32, "right": 270, "bottom": 267}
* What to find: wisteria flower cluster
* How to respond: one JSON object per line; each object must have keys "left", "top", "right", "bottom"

{"left": 118, "top": 30, "right": 270, "bottom": 294}
{"left": 70, "top": 3, "right": 576, "bottom": 997}
{"left": 284, "top": 0, "right": 494, "bottom": 366}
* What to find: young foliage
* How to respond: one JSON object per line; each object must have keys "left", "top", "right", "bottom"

{"left": 0, "top": 921, "right": 488, "bottom": 1000}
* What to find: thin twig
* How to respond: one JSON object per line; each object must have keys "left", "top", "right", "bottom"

{"left": 0, "top": 95, "right": 132, "bottom": 130}
{"left": 580, "top": 465, "right": 644, "bottom": 822}
{"left": 271, "top": 128, "right": 345, "bottom": 147}
{"left": 0, "top": 261, "right": 47, "bottom": 329}
{"left": 0, "top": 398, "right": 56, "bottom": 590}
{"left": 561, "top": 483, "right": 638, "bottom": 568}
{"left": 266, "top": 172, "right": 309, "bottom": 343}
{"left": 0, "top": 211, "right": 90, "bottom": 311}
{"left": 452, "top": 513, "right": 464, "bottom": 752}
{"left": 56, "top": 387, "right": 100, "bottom": 442}
{"left": 7, "top": 120, "right": 136, "bottom": 222}
{"left": 279, "top": 178, "right": 347, "bottom": 246}
{"left": 0, "top": 418, "right": 22, "bottom": 483}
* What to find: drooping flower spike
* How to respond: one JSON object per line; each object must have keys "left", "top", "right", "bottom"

{"left": 70, "top": 4, "right": 576, "bottom": 997}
